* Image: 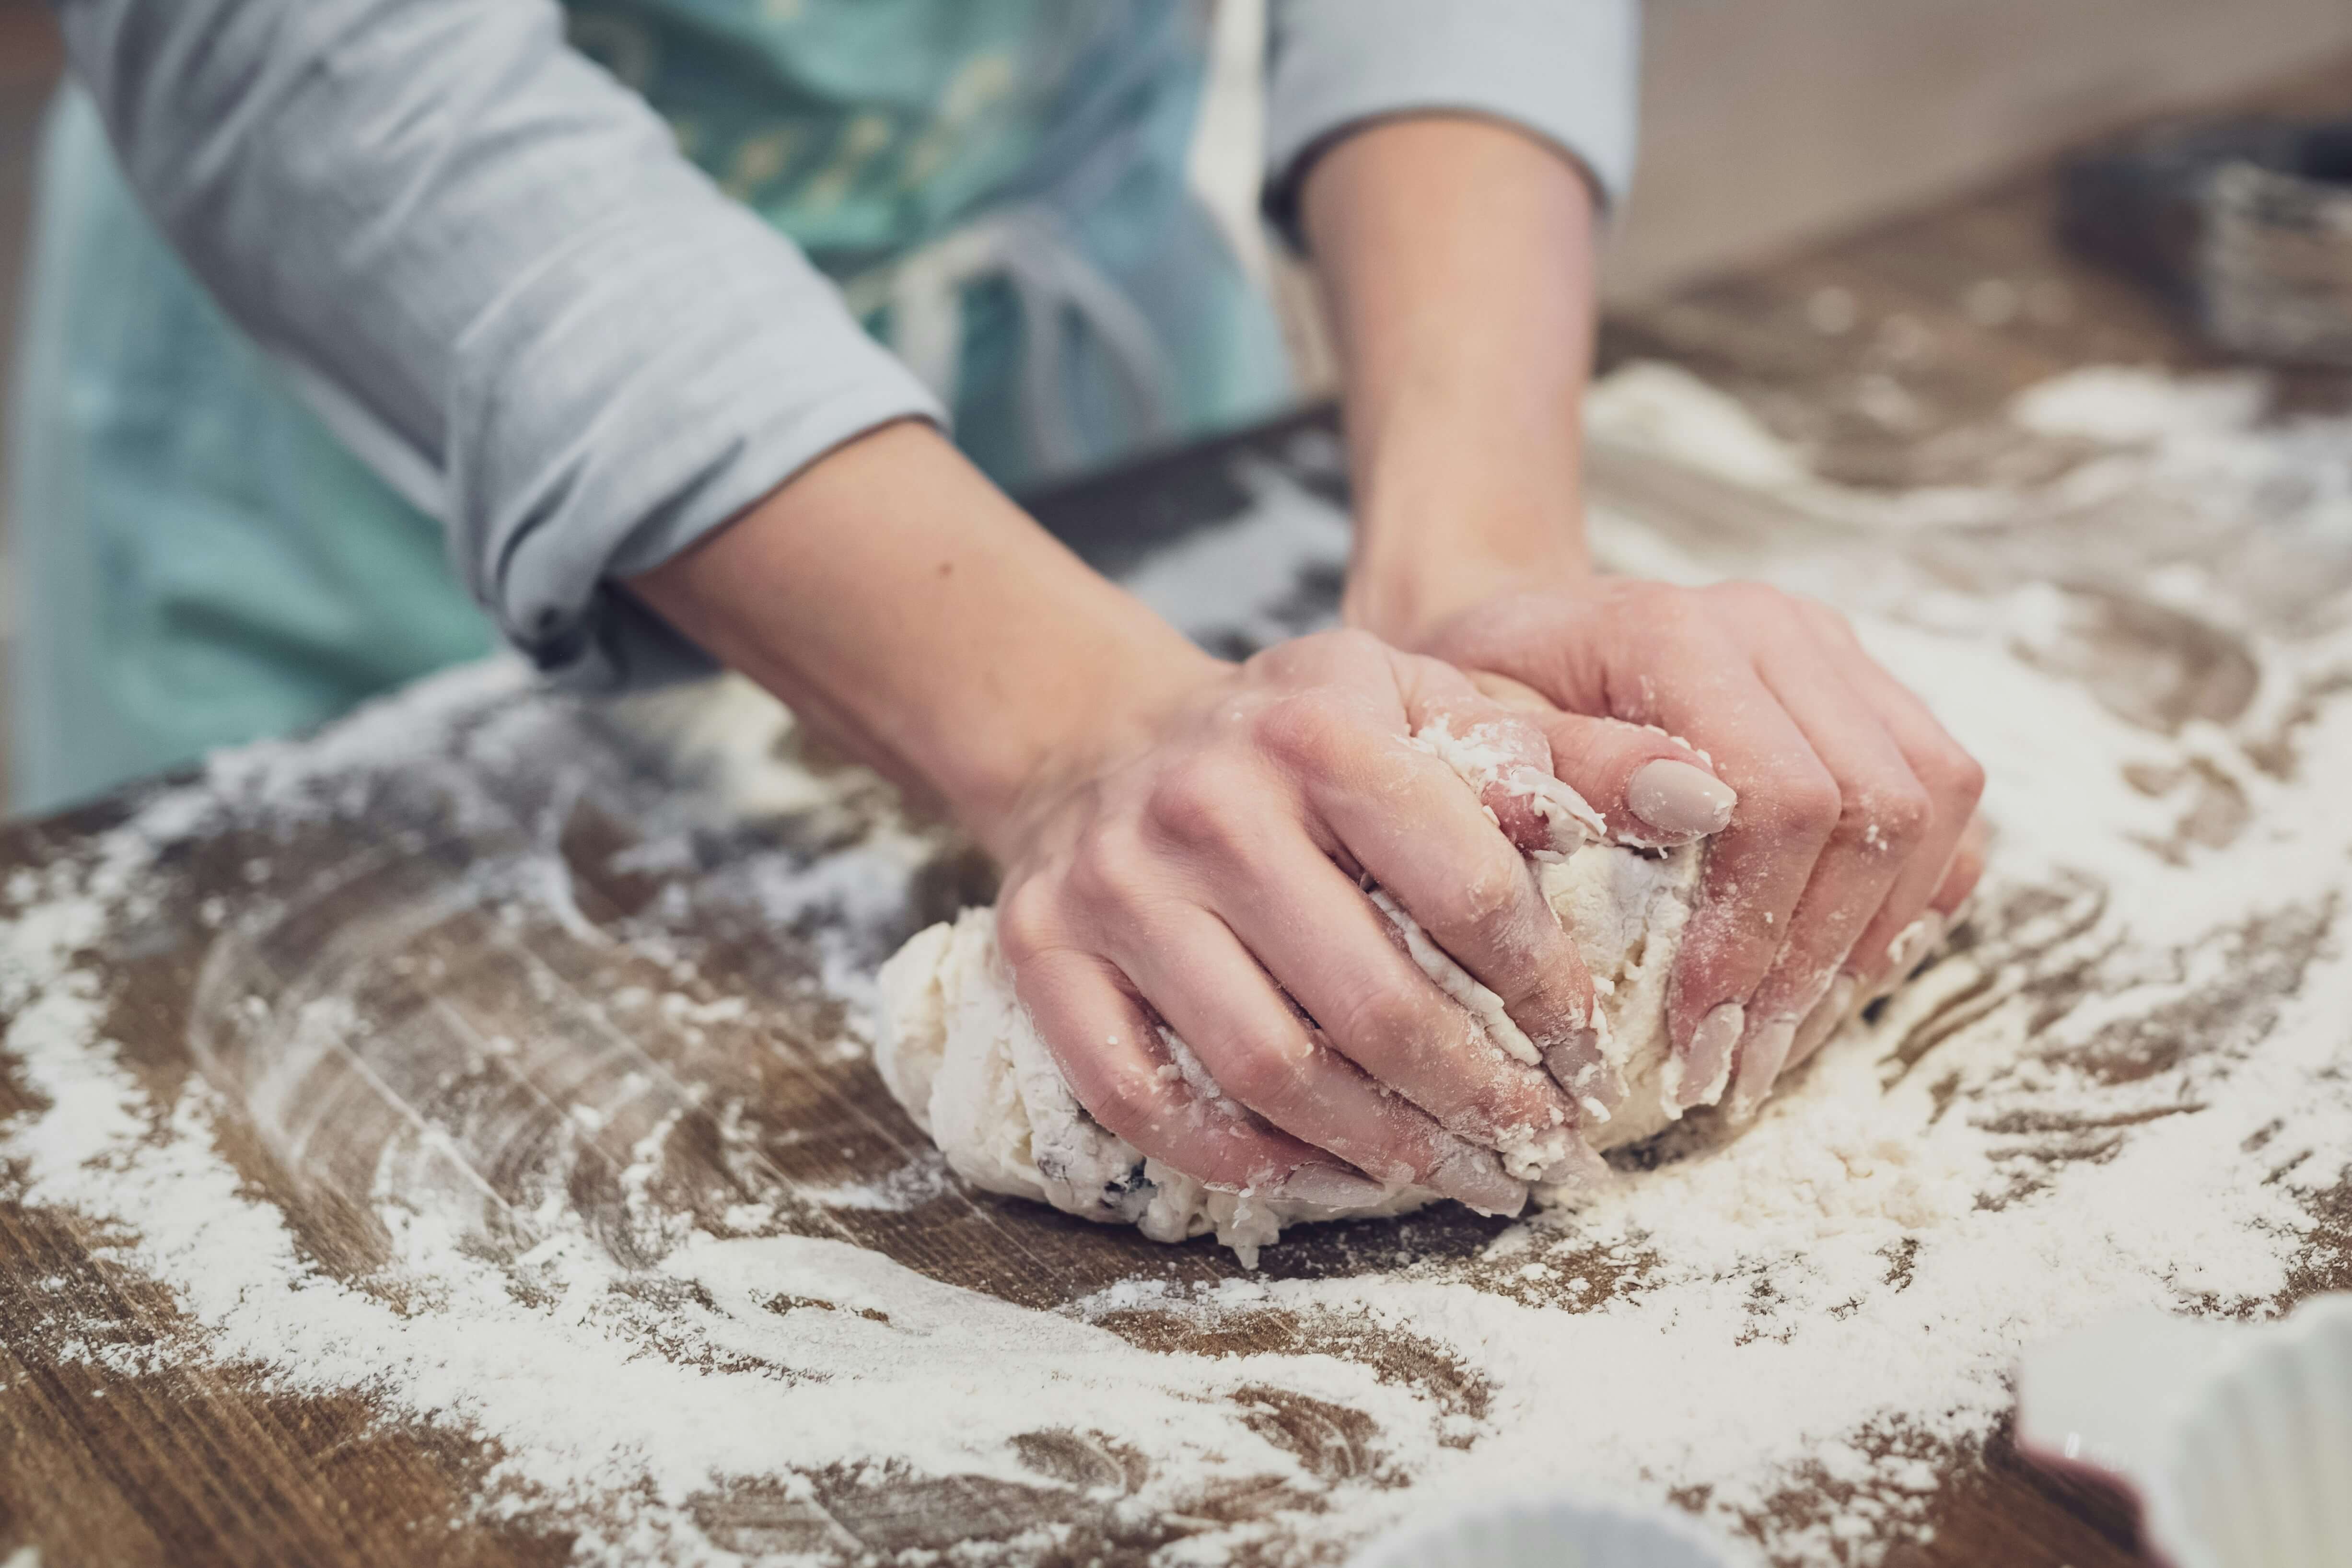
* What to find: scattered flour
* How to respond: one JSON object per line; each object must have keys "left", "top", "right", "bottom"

{"left": 3, "top": 363, "right": 2349, "bottom": 1566}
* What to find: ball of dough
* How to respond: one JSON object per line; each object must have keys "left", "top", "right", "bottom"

{"left": 874, "top": 842, "right": 1706, "bottom": 1264}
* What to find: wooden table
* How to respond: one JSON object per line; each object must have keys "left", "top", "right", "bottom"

{"left": 7, "top": 71, "right": 2352, "bottom": 1568}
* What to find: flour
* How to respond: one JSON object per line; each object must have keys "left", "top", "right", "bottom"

{"left": 4, "top": 362, "right": 2349, "bottom": 1567}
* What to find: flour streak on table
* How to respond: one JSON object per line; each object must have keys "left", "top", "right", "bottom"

{"left": 9, "top": 83, "right": 2352, "bottom": 1565}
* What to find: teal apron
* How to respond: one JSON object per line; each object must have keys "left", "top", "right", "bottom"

{"left": 7, "top": 0, "right": 1293, "bottom": 813}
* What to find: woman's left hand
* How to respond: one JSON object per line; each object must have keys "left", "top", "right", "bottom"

{"left": 1405, "top": 577, "right": 1988, "bottom": 1118}
{"left": 1294, "top": 113, "right": 1985, "bottom": 1118}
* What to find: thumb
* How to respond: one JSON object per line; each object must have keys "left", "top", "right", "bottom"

{"left": 1396, "top": 654, "right": 1602, "bottom": 859}
{"left": 1522, "top": 703, "right": 1737, "bottom": 849}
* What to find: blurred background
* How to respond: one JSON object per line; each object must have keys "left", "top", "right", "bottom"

{"left": 4, "top": 0, "right": 2352, "bottom": 793}
{"left": 0, "top": 0, "right": 58, "bottom": 791}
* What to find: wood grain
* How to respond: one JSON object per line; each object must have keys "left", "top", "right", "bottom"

{"left": 7, "top": 73, "right": 2352, "bottom": 1567}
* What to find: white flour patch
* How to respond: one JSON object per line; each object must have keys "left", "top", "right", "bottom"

{"left": 795, "top": 1152, "right": 958, "bottom": 1213}
{"left": 3, "top": 364, "right": 2349, "bottom": 1565}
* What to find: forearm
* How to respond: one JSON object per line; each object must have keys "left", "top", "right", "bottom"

{"left": 1300, "top": 117, "right": 1603, "bottom": 645}
{"left": 627, "top": 422, "right": 1217, "bottom": 856}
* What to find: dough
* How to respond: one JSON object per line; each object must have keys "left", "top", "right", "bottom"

{"left": 875, "top": 725, "right": 1716, "bottom": 1263}
{"left": 878, "top": 847, "right": 1707, "bottom": 1262}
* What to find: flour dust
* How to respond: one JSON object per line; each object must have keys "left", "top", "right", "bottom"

{"left": 3, "top": 365, "right": 2349, "bottom": 1566}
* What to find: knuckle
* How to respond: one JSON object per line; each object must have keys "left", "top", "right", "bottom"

{"left": 1065, "top": 820, "right": 1156, "bottom": 912}
{"left": 1214, "top": 1032, "right": 1311, "bottom": 1113}
{"left": 1710, "top": 580, "right": 1795, "bottom": 619}
{"left": 1644, "top": 590, "right": 1720, "bottom": 644}
{"left": 1925, "top": 746, "right": 1989, "bottom": 809}
{"left": 1423, "top": 852, "right": 1527, "bottom": 943}
{"left": 1843, "top": 782, "right": 1933, "bottom": 852}
{"left": 1331, "top": 981, "right": 1435, "bottom": 1059}
{"left": 994, "top": 880, "right": 1061, "bottom": 966}
{"left": 1536, "top": 962, "right": 1596, "bottom": 1028}
{"left": 1148, "top": 755, "right": 1254, "bottom": 852}
{"left": 1254, "top": 688, "right": 1360, "bottom": 773}
{"left": 1252, "top": 626, "right": 1378, "bottom": 685}
{"left": 1079, "top": 1060, "right": 1166, "bottom": 1141}
{"left": 1479, "top": 1062, "right": 1569, "bottom": 1130}
{"left": 1486, "top": 710, "right": 1549, "bottom": 764}
{"left": 1766, "top": 768, "right": 1843, "bottom": 842}
{"left": 1802, "top": 599, "right": 1854, "bottom": 639}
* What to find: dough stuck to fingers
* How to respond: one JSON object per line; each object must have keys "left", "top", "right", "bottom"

{"left": 873, "top": 725, "right": 1950, "bottom": 1262}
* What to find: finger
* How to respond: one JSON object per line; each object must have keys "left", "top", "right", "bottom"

{"left": 1785, "top": 813, "right": 1990, "bottom": 1070}
{"left": 1724, "top": 640, "right": 1935, "bottom": 1120}
{"left": 1257, "top": 657, "right": 1605, "bottom": 1085}
{"left": 1403, "top": 668, "right": 1607, "bottom": 860}
{"left": 1389, "top": 668, "right": 1625, "bottom": 1108}
{"left": 1107, "top": 904, "right": 1529, "bottom": 1215}
{"left": 1196, "top": 816, "right": 1600, "bottom": 1153}
{"left": 1934, "top": 813, "right": 1990, "bottom": 923}
{"left": 1783, "top": 968, "right": 1861, "bottom": 1074}
{"left": 1799, "top": 606, "right": 1987, "bottom": 990}
{"left": 1313, "top": 739, "right": 1605, "bottom": 1102}
{"left": 1013, "top": 945, "right": 1376, "bottom": 1202}
{"left": 1252, "top": 633, "right": 1591, "bottom": 857}
{"left": 1855, "top": 812, "right": 1984, "bottom": 1006}
{"left": 1534, "top": 710, "right": 1738, "bottom": 848}
{"left": 1636, "top": 649, "right": 1843, "bottom": 1111}
{"left": 1473, "top": 666, "right": 1739, "bottom": 848}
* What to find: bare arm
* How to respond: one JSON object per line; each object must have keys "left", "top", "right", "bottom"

{"left": 65, "top": 0, "right": 1613, "bottom": 1203}
{"left": 631, "top": 424, "right": 1603, "bottom": 1209}
{"left": 1305, "top": 116, "right": 1599, "bottom": 643}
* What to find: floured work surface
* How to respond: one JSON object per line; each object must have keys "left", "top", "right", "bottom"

{"left": 10, "top": 127, "right": 2352, "bottom": 1568}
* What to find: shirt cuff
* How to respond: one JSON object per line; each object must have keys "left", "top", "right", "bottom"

{"left": 1263, "top": 0, "right": 1641, "bottom": 245}
{"left": 449, "top": 197, "right": 946, "bottom": 693}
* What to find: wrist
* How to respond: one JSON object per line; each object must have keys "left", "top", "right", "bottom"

{"left": 952, "top": 634, "right": 1226, "bottom": 864}
{"left": 1299, "top": 114, "right": 1603, "bottom": 652}
{"left": 1342, "top": 424, "right": 1594, "bottom": 647}
{"left": 1342, "top": 544, "right": 1591, "bottom": 651}
{"left": 628, "top": 420, "right": 1223, "bottom": 861}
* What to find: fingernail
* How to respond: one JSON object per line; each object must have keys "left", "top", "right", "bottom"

{"left": 1727, "top": 1016, "right": 1797, "bottom": 1122}
{"left": 1628, "top": 759, "right": 1737, "bottom": 840}
{"left": 1430, "top": 1138, "right": 1528, "bottom": 1216}
{"left": 1543, "top": 1026, "right": 1626, "bottom": 1121}
{"left": 1675, "top": 1002, "right": 1745, "bottom": 1110}
{"left": 1277, "top": 1163, "right": 1391, "bottom": 1208}
{"left": 1789, "top": 972, "right": 1858, "bottom": 1068}
{"left": 1537, "top": 1137, "right": 1613, "bottom": 1193}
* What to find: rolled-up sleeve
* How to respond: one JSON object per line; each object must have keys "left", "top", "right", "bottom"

{"left": 55, "top": 0, "right": 943, "bottom": 689}
{"left": 1263, "top": 0, "right": 1641, "bottom": 240}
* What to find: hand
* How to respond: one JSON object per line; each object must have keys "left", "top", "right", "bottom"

{"left": 1294, "top": 109, "right": 1982, "bottom": 1120}
{"left": 1415, "top": 580, "right": 1988, "bottom": 1118}
{"left": 981, "top": 628, "right": 1612, "bottom": 1213}
{"left": 629, "top": 425, "right": 1608, "bottom": 1206}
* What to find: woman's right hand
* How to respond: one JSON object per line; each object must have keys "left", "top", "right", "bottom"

{"left": 972, "top": 627, "right": 1639, "bottom": 1214}
{"left": 629, "top": 424, "right": 1652, "bottom": 1209}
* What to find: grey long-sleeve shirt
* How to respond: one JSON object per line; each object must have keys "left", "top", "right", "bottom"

{"left": 53, "top": 0, "right": 1638, "bottom": 689}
